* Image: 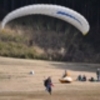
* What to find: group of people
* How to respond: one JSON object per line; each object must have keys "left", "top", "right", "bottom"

{"left": 43, "top": 68, "right": 100, "bottom": 95}
{"left": 78, "top": 75, "right": 87, "bottom": 81}
{"left": 78, "top": 68, "right": 100, "bottom": 82}
{"left": 43, "top": 70, "right": 70, "bottom": 95}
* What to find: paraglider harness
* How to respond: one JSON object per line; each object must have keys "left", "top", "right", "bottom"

{"left": 44, "top": 79, "right": 48, "bottom": 87}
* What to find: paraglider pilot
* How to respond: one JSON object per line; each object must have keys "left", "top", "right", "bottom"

{"left": 44, "top": 76, "right": 54, "bottom": 95}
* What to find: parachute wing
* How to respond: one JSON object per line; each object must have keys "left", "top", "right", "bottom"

{"left": 1, "top": 4, "right": 90, "bottom": 35}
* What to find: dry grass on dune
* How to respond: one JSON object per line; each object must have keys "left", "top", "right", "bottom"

{"left": 0, "top": 57, "right": 100, "bottom": 100}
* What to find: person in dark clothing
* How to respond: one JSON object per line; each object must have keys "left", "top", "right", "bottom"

{"left": 62, "top": 70, "right": 67, "bottom": 78}
{"left": 44, "top": 76, "right": 53, "bottom": 95}
{"left": 78, "top": 75, "right": 82, "bottom": 81}
{"left": 96, "top": 68, "right": 100, "bottom": 81}
{"left": 89, "top": 77, "right": 95, "bottom": 82}
{"left": 82, "top": 75, "right": 87, "bottom": 81}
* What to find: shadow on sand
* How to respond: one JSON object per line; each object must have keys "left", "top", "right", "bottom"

{"left": 49, "top": 62, "right": 100, "bottom": 73}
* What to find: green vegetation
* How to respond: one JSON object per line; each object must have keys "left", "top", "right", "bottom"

{"left": 0, "top": 29, "right": 48, "bottom": 60}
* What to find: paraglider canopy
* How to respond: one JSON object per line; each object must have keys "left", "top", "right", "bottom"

{"left": 1, "top": 4, "right": 90, "bottom": 35}
{"left": 59, "top": 76, "right": 73, "bottom": 83}
{"left": 60, "top": 70, "right": 73, "bottom": 83}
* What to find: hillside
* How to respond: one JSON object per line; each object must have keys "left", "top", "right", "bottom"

{"left": 0, "top": 15, "right": 100, "bottom": 63}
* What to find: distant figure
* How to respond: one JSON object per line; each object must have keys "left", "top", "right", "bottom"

{"left": 44, "top": 76, "right": 54, "bottom": 95}
{"left": 62, "top": 70, "right": 67, "bottom": 78}
{"left": 89, "top": 77, "right": 95, "bottom": 82}
{"left": 62, "top": 70, "right": 70, "bottom": 78}
{"left": 82, "top": 75, "right": 87, "bottom": 81}
{"left": 78, "top": 75, "right": 82, "bottom": 81}
{"left": 96, "top": 68, "right": 100, "bottom": 81}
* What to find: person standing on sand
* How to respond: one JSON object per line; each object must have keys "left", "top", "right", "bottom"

{"left": 96, "top": 68, "right": 100, "bottom": 81}
{"left": 44, "top": 76, "right": 54, "bottom": 95}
